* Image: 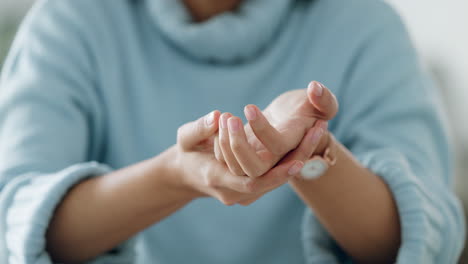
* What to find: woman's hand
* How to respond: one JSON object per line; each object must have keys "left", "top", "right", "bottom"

{"left": 173, "top": 110, "right": 324, "bottom": 205}
{"left": 214, "top": 81, "right": 338, "bottom": 177}
{"left": 235, "top": 119, "right": 330, "bottom": 205}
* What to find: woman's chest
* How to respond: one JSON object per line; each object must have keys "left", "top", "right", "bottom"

{"left": 92, "top": 21, "right": 345, "bottom": 168}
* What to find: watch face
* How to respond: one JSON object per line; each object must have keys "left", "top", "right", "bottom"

{"left": 301, "top": 159, "right": 328, "bottom": 180}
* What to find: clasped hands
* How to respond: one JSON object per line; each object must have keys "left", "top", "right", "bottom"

{"left": 173, "top": 81, "right": 339, "bottom": 206}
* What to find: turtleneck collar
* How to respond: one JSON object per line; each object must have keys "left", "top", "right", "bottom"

{"left": 144, "top": 0, "right": 294, "bottom": 63}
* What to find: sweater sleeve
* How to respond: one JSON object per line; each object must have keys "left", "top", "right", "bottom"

{"left": 0, "top": 1, "right": 135, "bottom": 263}
{"left": 301, "top": 3, "right": 465, "bottom": 264}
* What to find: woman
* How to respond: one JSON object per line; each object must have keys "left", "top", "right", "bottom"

{"left": 0, "top": 0, "right": 464, "bottom": 263}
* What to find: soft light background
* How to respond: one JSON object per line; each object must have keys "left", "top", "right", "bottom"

{"left": 1, "top": 0, "right": 467, "bottom": 262}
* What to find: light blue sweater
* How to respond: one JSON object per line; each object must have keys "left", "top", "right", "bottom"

{"left": 0, "top": 0, "right": 465, "bottom": 263}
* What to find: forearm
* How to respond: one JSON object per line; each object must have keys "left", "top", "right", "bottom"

{"left": 290, "top": 138, "right": 400, "bottom": 263}
{"left": 46, "top": 147, "right": 193, "bottom": 263}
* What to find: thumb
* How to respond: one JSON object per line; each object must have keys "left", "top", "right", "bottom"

{"left": 177, "top": 110, "right": 221, "bottom": 151}
{"left": 307, "top": 81, "right": 339, "bottom": 120}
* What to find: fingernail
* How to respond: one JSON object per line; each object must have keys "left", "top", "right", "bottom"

{"left": 205, "top": 111, "right": 215, "bottom": 127}
{"left": 228, "top": 118, "right": 240, "bottom": 132}
{"left": 309, "top": 81, "right": 323, "bottom": 96}
{"left": 311, "top": 128, "right": 324, "bottom": 144}
{"left": 288, "top": 161, "right": 304, "bottom": 176}
{"left": 220, "top": 113, "right": 230, "bottom": 129}
{"left": 244, "top": 105, "right": 257, "bottom": 121}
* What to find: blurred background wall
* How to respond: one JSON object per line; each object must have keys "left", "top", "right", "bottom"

{"left": 1, "top": 0, "right": 467, "bottom": 262}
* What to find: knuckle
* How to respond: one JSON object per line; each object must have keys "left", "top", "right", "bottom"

{"left": 176, "top": 126, "right": 183, "bottom": 138}
{"left": 246, "top": 164, "right": 266, "bottom": 178}
{"left": 252, "top": 166, "right": 266, "bottom": 177}
{"left": 218, "top": 194, "right": 238, "bottom": 206}
{"left": 176, "top": 126, "right": 185, "bottom": 143}
{"left": 222, "top": 200, "right": 237, "bottom": 206}
{"left": 243, "top": 178, "right": 257, "bottom": 193}
{"left": 239, "top": 200, "right": 254, "bottom": 206}
{"left": 248, "top": 169, "right": 263, "bottom": 178}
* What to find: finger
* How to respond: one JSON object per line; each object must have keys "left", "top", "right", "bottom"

{"left": 286, "top": 120, "right": 326, "bottom": 162}
{"left": 244, "top": 105, "right": 287, "bottom": 155}
{"left": 211, "top": 168, "right": 253, "bottom": 194}
{"left": 214, "top": 135, "right": 225, "bottom": 162}
{"left": 178, "top": 110, "right": 220, "bottom": 151}
{"left": 219, "top": 113, "right": 245, "bottom": 175}
{"left": 246, "top": 160, "right": 304, "bottom": 194}
{"left": 227, "top": 116, "right": 270, "bottom": 177}
{"left": 307, "top": 81, "right": 339, "bottom": 120}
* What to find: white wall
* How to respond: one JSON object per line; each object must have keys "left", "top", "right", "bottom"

{"left": 388, "top": 0, "right": 468, "bottom": 134}
{"left": 387, "top": 0, "right": 468, "bottom": 201}
{"left": 0, "top": 0, "right": 34, "bottom": 15}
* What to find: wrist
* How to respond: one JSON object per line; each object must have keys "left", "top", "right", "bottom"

{"left": 296, "top": 131, "right": 338, "bottom": 181}
{"left": 152, "top": 146, "right": 203, "bottom": 202}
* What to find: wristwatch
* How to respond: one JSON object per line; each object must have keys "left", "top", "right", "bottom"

{"left": 300, "top": 134, "right": 337, "bottom": 180}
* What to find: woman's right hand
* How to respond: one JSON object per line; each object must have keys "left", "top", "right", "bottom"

{"left": 172, "top": 110, "right": 315, "bottom": 205}
{"left": 214, "top": 81, "right": 339, "bottom": 178}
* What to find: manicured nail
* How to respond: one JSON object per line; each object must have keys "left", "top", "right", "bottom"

{"left": 244, "top": 105, "right": 257, "bottom": 121}
{"left": 205, "top": 111, "right": 215, "bottom": 127}
{"left": 311, "top": 128, "right": 324, "bottom": 144}
{"left": 308, "top": 81, "right": 323, "bottom": 97}
{"left": 220, "top": 113, "right": 230, "bottom": 129}
{"left": 228, "top": 118, "right": 240, "bottom": 132}
{"left": 288, "top": 161, "right": 304, "bottom": 176}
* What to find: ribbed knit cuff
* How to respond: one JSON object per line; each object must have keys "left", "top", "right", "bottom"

{"left": 0, "top": 162, "right": 136, "bottom": 264}
{"left": 357, "top": 148, "right": 447, "bottom": 264}
{"left": 301, "top": 148, "right": 461, "bottom": 264}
